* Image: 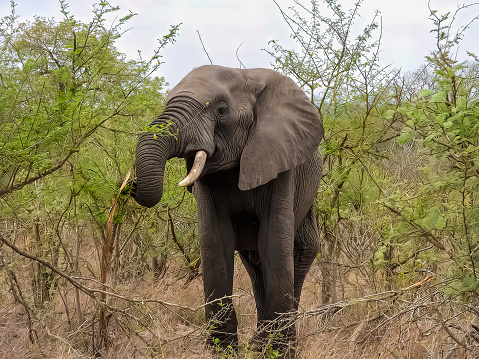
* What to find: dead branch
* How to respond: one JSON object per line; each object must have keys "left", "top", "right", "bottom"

{"left": 196, "top": 30, "right": 213, "bottom": 65}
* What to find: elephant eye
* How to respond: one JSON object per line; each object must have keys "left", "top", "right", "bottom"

{"left": 217, "top": 103, "right": 228, "bottom": 117}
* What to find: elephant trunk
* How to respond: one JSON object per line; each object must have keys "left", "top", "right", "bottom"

{"left": 133, "top": 98, "right": 210, "bottom": 208}
{"left": 133, "top": 133, "right": 175, "bottom": 208}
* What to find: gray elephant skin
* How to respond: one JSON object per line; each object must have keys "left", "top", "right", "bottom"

{"left": 133, "top": 65, "right": 323, "bottom": 355}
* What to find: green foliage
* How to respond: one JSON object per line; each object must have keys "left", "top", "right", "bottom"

{"left": 0, "top": 0, "right": 180, "bottom": 191}
{"left": 268, "top": 0, "right": 381, "bottom": 113}
{"left": 383, "top": 8, "right": 479, "bottom": 298}
{"left": 0, "top": 1, "right": 184, "bottom": 303}
{"left": 0, "top": 1, "right": 179, "bottom": 221}
{"left": 269, "top": 0, "right": 479, "bottom": 310}
{"left": 389, "top": 57, "right": 479, "bottom": 295}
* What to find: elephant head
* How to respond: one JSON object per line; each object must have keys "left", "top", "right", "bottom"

{"left": 133, "top": 65, "right": 323, "bottom": 207}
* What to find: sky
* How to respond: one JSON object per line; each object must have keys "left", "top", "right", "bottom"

{"left": 1, "top": 0, "right": 479, "bottom": 88}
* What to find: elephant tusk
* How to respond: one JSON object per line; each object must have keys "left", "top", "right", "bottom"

{"left": 178, "top": 150, "right": 207, "bottom": 187}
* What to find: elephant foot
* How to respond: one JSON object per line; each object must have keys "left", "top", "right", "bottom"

{"left": 205, "top": 300, "right": 239, "bottom": 354}
{"left": 206, "top": 331, "right": 238, "bottom": 356}
{"left": 247, "top": 323, "right": 297, "bottom": 358}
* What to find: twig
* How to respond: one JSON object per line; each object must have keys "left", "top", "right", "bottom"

{"left": 196, "top": 30, "right": 213, "bottom": 65}
{"left": 236, "top": 43, "right": 246, "bottom": 69}
{"left": 0, "top": 250, "right": 38, "bottom": 343}
{"left": 0, "top": 230, "right": 239, "bottom": 311}
{"left": 436, "top": 308, "right": 467, "bottom": 349}
{"left": 41, "top": 320, "right": 85, "bottom": 357}
{"left": 301, "top": 274, "right": 437, "bottom": 318}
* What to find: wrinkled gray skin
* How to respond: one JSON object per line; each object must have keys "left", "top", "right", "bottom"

{"left": 133, "top": 65, "right": 323, "bottom": 356}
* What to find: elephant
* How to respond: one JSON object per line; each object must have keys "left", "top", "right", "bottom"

{"left": 132, "top": 65, "right": 324, "bottom": 356}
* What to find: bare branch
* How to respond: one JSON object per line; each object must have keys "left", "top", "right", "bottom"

{"left": 196, "top": 30, "right": 213, "bottom": 65}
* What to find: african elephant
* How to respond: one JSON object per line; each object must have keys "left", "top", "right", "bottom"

{"left": 132, "top": 65, "right": 323, "bottom": 356}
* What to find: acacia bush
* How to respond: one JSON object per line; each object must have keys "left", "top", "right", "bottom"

{"left": 0, "top": 2, "right": 200, "bottom": 356}
{"left": 268, "top": 0, "right": 479, "bottom": 356}
{"left": 382, "top": 9, "right": 479, "bottom": 299}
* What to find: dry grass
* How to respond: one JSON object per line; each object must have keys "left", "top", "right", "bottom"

{"left": 1, "top": 249, "right": 478, "bottom": 359}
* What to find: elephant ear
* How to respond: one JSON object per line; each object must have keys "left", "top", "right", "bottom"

{"left": 238, "top": 70, "right": 324, "bottom": 191}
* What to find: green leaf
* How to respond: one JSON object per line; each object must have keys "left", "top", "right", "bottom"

{"left": 431, "top": 91, "right": 445, "bottom": 102}
{"left": 397, "top": 132, "right": 413, "bottom": 144}
{"left": 417, "top": 207, "right": 446, "bottom": 231}
{"left": 384, "top": 109, "right": 395, "bottom": 119}
{"left": 443, "top": 120, "right": 453, "bottom": 129}
{"left": 435, "top": 214, "right": 447, "bottom": 230}
{"left": 418, "top": 89, "right": 434, "bottom": 98}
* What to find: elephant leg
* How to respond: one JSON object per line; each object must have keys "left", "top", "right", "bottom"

{"left": 238, "top": 250, "right": 266, "bottom": 321}
{"left": 238, "top": 250, "right": 269, "bottom": 350}
{"left": 196, "top": 188, "right": 238, "bottom": 351}
{"left": 256, "top": 173, "right": 296, "bottom": 355}
{"left": 201, "top": 233, "right": 237, "bottom": 351}
{"left": 258, "top": 221, "right": 296, "bottom": 358}
{"left": 293, "top": 207, "right": 319, "bottom": 309}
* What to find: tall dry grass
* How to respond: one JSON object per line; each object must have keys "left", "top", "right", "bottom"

{"left": 1, "top": 245, "right": 478, "bottom": 358}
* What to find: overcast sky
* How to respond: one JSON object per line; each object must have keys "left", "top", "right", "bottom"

{"left": 2, "top": 0, "right": 478, "bottom": 87}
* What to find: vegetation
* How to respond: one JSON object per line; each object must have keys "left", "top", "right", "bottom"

{"left": 0, "top": 0, "right": 478, "bottom": 357}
